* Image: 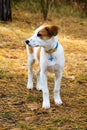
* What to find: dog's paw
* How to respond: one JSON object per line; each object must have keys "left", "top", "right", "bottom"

{"left": 55, "top": 98, "right": 62, "bottom": 105}
{"left": 36, "top": 85, "right": 42, "bottom": 91}
{"left": 36, "top": 81, "right": 42, "bottom": 91}
{"left": 27, "top": 82, "right": 33, "bottom": 90}
{"left": 42, "top": 101, "right": 50, "bottom": 109}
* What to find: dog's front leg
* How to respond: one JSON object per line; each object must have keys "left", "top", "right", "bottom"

{"left": 54, "top": 71, "right": 63, "bottom": 105}
{"left": 36, "top": 69, "right": 42, "bottom": 90}
{"left": 40, "top": 70, "right": 50, "bottom": 108}
{"left": 27, "top": 57, "right": 34, "bottom": 89}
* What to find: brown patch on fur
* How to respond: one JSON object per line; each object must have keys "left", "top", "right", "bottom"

{"left": 29, "top": 47, "right": 33, "bottom": 54}
{"left": 37, "top": 47, "right": 41, "bottom": 61}
{"left": 37, "top": 28, "right": 52, "bottom": 40}
{"left": 45, "top": 25, "right": 59, "bottom": 36}
{"left": 37, "top": 25, "right": 59, "bottom": 40}
{"left": 31, "top": 59, "right": 35, "bottom": 66}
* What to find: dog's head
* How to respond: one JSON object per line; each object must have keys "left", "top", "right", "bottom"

{"left": 26, "top": 25, "right": 59, "bottom": 47}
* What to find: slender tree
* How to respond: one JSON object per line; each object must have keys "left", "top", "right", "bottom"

{"left": 40, "top": 0, "right": 53, "bottom": 20}
{"left": 0, "top": 0, "right": 12, "bottom": 21}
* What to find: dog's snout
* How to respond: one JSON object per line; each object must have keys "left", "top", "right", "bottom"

{"left": 26, "top": 40, "right": 29, "bottom": 44}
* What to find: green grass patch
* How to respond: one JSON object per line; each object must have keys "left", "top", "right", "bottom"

{"left": 47, "top": 128, "right": 57, "bottom": 130}
{"left": 12, "top": 1, "right": 86, "bottom": 18}
{"left": 26, "top": 94, "right": 36, "bottom": 102}
{"left": 16, "top": 121, "right": 30, "bottom": 130}
{"left": 51, "top": 5, "right": 82, "bottom": 18}
{"left": 77, "top": 74, "right": 87, "bottom": 83}
{"left": 83, "top": 119, "right": 87, "bottom": 122}
{"left": 0, "top": 70, "right": 14, "bottom": 79}
{"left": 26, "top": 92, "right": 42, "bottom": 103}
{"left": 2, "top": 112, "right": 11, "bottom": 119}
{"left": 0, "top": 67, "right": 25, "bottom": 80}
{"left": 53, "top": 118, "right": 74, "bottom": 126}
{"left": 12, "top": 0, "right": 41, "bottom": 13}
{"left": 83, "top": 111, "right": 87, "bottom": 115}
{"left": 59, "top": 5, "right": 81, "bottom": 17}
{"left": 0, "top": 69, "right": 19, "bottom": 79}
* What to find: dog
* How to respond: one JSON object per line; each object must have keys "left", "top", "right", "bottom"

{"left": 25, "top": 25, "right": 65, "bottom": 108}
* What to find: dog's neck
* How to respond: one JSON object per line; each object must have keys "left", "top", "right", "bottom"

{"left": 44, "top": 36, "right": 58, "bottom": 53}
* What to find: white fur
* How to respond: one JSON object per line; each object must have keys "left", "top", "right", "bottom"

{"left": 26, "top": 26, "right": 65, "bottom": 108}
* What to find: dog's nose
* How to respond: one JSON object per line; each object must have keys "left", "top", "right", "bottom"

{"left": 26, "top": 40, "right": 29, "bottom": 44}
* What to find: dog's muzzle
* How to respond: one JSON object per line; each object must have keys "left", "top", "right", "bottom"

{"left": 25, "top": 40, "right": 39, "bottom": 47}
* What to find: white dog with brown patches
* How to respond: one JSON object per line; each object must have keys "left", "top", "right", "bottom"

{"left": 26, "top": 25, "right": 65, "bottom": 108}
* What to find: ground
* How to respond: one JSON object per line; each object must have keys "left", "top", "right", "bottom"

{"left": 0, "top": 10, "right": 87, "bottom": 130}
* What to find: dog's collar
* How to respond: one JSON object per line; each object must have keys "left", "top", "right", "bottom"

{"left": 45, "top": 42, "right": 58, "bottom": 54}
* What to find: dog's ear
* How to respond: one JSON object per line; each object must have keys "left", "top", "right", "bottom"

{"left": 45, "top": 26, "right": 59, "bottom": 36}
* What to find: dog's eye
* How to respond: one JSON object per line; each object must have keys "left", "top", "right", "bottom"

{"left": 37, "top": 33, "right": 42, "bottom": 37}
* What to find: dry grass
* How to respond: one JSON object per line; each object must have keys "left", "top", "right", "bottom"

{"left": 0, "top": 10, "right": 87, "bottom": 130}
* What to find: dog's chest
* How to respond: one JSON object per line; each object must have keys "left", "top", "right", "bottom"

{"left": 46, "top": 55, "right": 58, "bottom": 73}
{"left": 47, "top": 55, "right": 56, "bottom": 65}
{"left": 34, "top": 47, "right": 58, "bottom": 72}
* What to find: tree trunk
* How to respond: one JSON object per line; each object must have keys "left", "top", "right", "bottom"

{"left": 40, "top": 0, "right": 53, "bottom": 20}
{"left": 0, "top": 0, "right": 12, "bottom": 21}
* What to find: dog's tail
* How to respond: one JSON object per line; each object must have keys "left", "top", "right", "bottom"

{"left": 26, "top": 44, "right": 29, "bottom": 56}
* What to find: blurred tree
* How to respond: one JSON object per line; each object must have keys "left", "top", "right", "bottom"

{"left": 71, "top": 0, "right": 87, "bottom": 16}
{"left": 40, "top": 0, "right": 54, "bottom": 20}
{"left": 0, "top": 0, "right": 12, "bottom": 21}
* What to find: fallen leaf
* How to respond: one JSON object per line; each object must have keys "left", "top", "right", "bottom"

{"left": 27, "top": 102, "right": 38, "bottom": 111}
{"left": 12, "top": 101, "right": 25, "bottom": 106}
{"left": 10, "top": 128, "right": 21, "bottom": 130}
{"left": 25, "top": 117, "right": 30, "bottom": 122}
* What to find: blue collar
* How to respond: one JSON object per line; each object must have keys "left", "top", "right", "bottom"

{"left": 55, "top": 42, "right": 58, "bottom": 49}
{"left": 48, "top": 42, "right": 58, "bottom": 61}
{"left": 46, "top": 42, "right": 58, "bottom": 54}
